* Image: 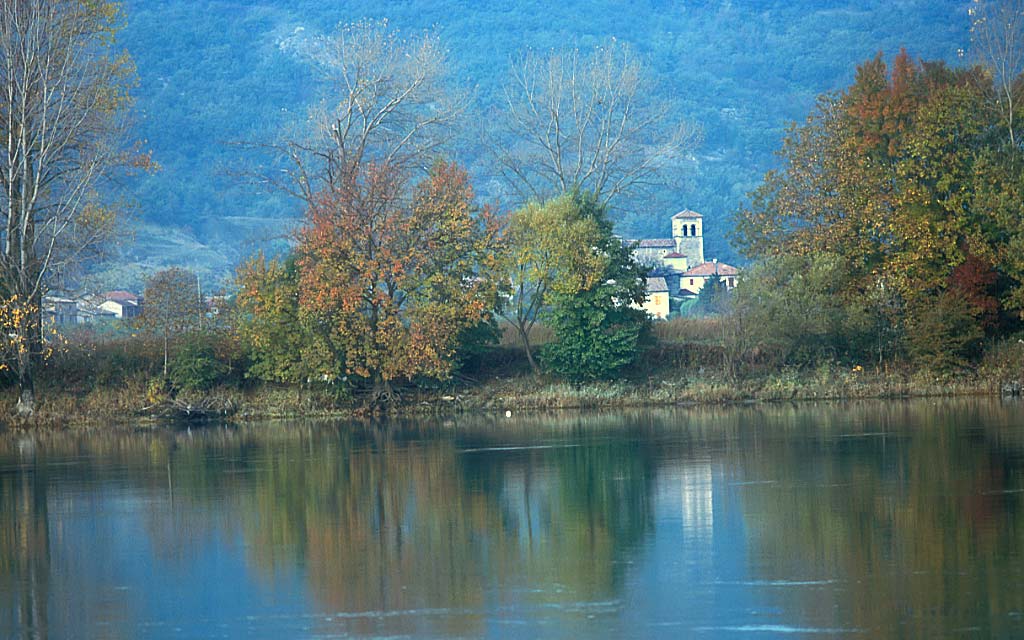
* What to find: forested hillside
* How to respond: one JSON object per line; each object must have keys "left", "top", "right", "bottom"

{"left": 110, "top": 0, "right": 968, "bottom": 287}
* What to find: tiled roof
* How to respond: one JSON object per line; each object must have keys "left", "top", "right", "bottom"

{"left": 103, "top": 290, "right": 139, "bottom": 302}
{"left": 102, "top": 298, "right": 138, "bottom": 308}
{"left": 646, "top": 277, "right": 669, "bottom": 293}
{"left": 671, "top": 209, "right": 703, "bottom": 219}
{"left": 636, "top": 238, "right": 675, "bottom": 248}
{"left": 681, "top": 261, "right": 739, "bottom": 277}
{"left": 663, "top": 252, "right": 687, "bottom": 258}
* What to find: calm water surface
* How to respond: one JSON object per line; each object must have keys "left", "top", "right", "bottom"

{"left": 1, "top": 399, "right": 1023, "bottom": 639}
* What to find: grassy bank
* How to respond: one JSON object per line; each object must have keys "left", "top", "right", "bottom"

{"left": 2, "top": 354, "right": 1014, "bottom": 431}
{"left": 1, "top": 320, "right": 1020, "bottom": 429}
{"left": 456, "top": 367, "right": 1003, "bottom": 412}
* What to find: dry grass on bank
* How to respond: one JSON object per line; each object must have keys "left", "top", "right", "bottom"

{"left": 650, "top": 316, "right": 724, "bottom": 344}
{"left": 0, "top": 329, "right": 1020, "bottom": 430}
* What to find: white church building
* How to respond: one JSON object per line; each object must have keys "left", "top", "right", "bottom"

{"left": 631, "top": 209, "right": 739, "bottom": 319}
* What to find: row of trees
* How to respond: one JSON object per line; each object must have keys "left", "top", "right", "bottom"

{"left": 234, "top": 19, "right": 677, "bottom": 400}
{"left": 0, "top": 8, "right": 687, "bottom": 414}
{"left": 236, "top": 182, "right": 650, "bottom": 399}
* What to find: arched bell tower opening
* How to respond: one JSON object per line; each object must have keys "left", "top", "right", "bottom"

{"left": 671, "top": 210, "right": 704, "bottom": 265}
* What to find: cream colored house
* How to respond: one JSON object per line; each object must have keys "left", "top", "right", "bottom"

{"left": 99, "top": 291, "right": 142, "bottom": 319}
{"left": 642, "top": 277, "right": 670, "bottom": 320}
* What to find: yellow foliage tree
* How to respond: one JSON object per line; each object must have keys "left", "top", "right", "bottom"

{"left": 497, "top": 192, "right": 614, "bottom": 373}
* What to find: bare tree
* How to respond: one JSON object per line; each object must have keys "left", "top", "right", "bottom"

{"left": 492, "top": 39, "right": 696, "bottom": 208}
{"left": 141, "top": 267, "right": 203, "bottom": 378}
{"left": 0, "top": 0, "right": 137, "bottom": 415}
{"left": 270, "top": 19, "right": 469, "bottom": 203}
{"left": 971, "top": 0, "right": 1024, "bottom": 146}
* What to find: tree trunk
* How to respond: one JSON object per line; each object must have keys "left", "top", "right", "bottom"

{"left": 15, "top": 354, "right": 34, "bottom": 417}
{"left": 516, "top": 324, "right": 540, "bottom": 375}
{"left": 15, "top": 290, "right": 42, "bottom": 417}
{"left": 163, "top": 335, "right": 168, "bottom": 378}
{"left": 370, "top": 375, "right": 396, "bottom": 410}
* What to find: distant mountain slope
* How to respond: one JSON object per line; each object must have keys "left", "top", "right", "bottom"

{"left": 114, "top": 0, "right": 968, "bottom": 287}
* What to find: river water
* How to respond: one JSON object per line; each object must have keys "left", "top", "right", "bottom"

{"left": 1, "top": 399, "right": 1022, "bottom": 639}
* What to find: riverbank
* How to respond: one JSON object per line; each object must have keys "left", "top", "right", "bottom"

{"left": 1, "top": 362, "right": 1016, "bottom": 431}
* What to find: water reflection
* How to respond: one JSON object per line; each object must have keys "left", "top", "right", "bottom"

{"left": 235, "top": 424, "right": 657, "bottom": 637}
{"left": 732, "top": 400, "right": 1024, "bottom": 637}
{"left": 0, "top": 399, "right": 1021, "bottom": 638}
{"left": 0, "top": 465, "right": 50, "bottom": 638}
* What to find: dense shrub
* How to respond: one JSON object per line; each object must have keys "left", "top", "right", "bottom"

{"left": 541, "top": 291, "right": 650, "bottom": 382}
{"left": 168, "top": 336, "right": 230, "bottom": 391}
{"left": 731, "top": 253, "right": 881, "bottom": 367}
{"left": 906, "top": 293, "right": 985, "bottom": 373}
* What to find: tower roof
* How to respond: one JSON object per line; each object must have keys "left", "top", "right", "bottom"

{"left": 672, "top": 209, "right": 703, "bottom": 220}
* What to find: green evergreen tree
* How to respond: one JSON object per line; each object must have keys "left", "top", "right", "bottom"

{"left": 697, "top": 275, "right": 729, "bottom": 316}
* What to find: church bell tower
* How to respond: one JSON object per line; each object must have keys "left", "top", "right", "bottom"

{"left": 671, "top": 209, "right": 704, "bottom": 265}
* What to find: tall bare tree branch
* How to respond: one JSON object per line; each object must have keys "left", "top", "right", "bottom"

{"left": 257, "top": 19, "right": 469, "bottom": 204}
{"left": 971, "top": 0, "right": 1024, "bottom": 146}
{"left": 492, "top": 39, "right": 697, "bottom": 209}
{"left": 0, "top": 0, "right": 137, "bottom": 415}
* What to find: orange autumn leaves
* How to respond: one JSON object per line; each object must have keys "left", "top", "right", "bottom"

{"left": 733, "top": 50, "right": 1024, "bottom": 310}
{"left": 292, "top": 161, "right": 499, "bottom": 385}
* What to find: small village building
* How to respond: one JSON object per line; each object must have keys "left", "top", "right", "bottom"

{"left": 632, "top": 208, "right": 740, "bottom": 315}
{"left": 642, "top": 276, "right": 670, "bottom": 320}
{"left": 43, "top": 294, "right": 123, "bottom": 326}
{"left": 100, "top": 291, "right": 142, "bottom": 319}
{"left": 42, "top": 296, "right": 78, "bottom": 326}
{"left": 679, "top": 259, "right": 739, "bottom": 296}
{"left": 100, "top": 298, "right": 140, "bottom": 319}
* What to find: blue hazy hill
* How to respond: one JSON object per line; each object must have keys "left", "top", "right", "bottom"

{"left": 114, "top": 0, "right": 968, "bottom": 286}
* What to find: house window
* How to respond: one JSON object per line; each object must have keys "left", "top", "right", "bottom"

{"left": 691, "top": 224, "right": 697, "bottom": 236}
{"left": 682, "top": 226, "right": 688, "bottom": 237}
{"left": 689, "top": 279, "right": 694, "bottom": 285}
{"left": 728, "top": 278, "right": 735, "bottom": 287}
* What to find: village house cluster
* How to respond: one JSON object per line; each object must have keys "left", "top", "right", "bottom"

{"left": 42, "top": 291, "right": 142, "bottom": 326}
{"left": 43, "top": 288, "right": 231, "bottom": 330}
{"left": 631, "top": 209, "right": 739, "bottom": 319}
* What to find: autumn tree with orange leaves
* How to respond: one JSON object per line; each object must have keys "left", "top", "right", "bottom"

{"left": 295, "top": 160, "right": 500, "bottom": 404}
{"left": 733, "top": 49, "right": 1024, "bottom": 368}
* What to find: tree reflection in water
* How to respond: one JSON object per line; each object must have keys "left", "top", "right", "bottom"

{"left": 725, "top": 400, "right": 1024, "bottom": 637}
{"left": 0, "top": 400, "right": 1021, "bottom": 638}
{"left": 238, "top": 416, "right": 658, "bottom": 637}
